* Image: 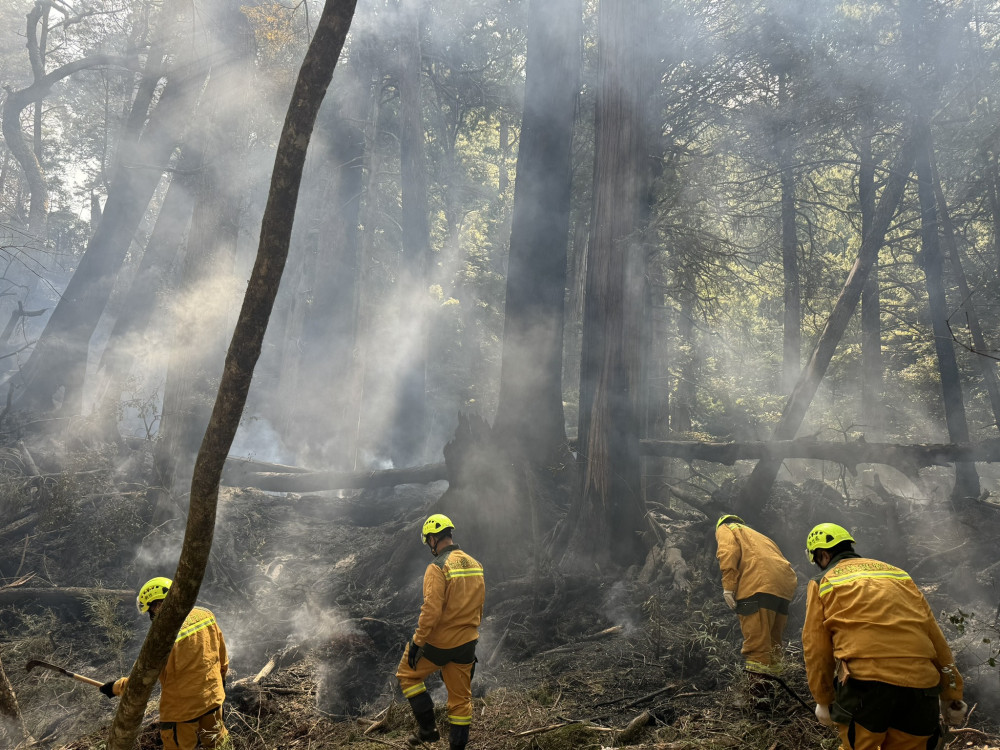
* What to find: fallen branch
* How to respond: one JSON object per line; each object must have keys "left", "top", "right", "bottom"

{"left": 225, "top": 462, "right": 448, "bottom": 492}
{"left": 0, "top": 587, "right": 133, "bottom": 612}
{"left": 537, "top": 626, "right": 622, "bottom": 655}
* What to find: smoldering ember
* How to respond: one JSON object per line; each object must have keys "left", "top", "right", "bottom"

{"left": 2, "top": 0, "right": 1000, "bottom": 748}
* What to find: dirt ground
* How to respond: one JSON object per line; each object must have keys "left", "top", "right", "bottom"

{"left": 3, "top": 474, "right": 1000, "bottom": 750}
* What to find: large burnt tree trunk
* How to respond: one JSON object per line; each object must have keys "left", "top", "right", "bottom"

{"left": 562, "top": 0, "right": 651, "bottom": 569}
{"left": 492, "top": 0, "right": 581, "bottom": 464}
{"left": 106, "top": 0, "right": 359, "bottom": 747}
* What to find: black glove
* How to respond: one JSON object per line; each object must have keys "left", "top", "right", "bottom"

{"left": 407, "top": 640, "right": 421, "bottom": 670}
{"left": 99, "top": 681, "right": 117, "bottom": 699}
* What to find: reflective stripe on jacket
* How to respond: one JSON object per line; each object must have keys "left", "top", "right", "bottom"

{"left": 413, "top": 545, "right": 485, "bottom": 650}
{"left": 802, "top": 553, "right": 963, "bottom": 705}
{"left": 113, "top": 606, "right": 229, "bottom": 722}
{"left": 715, "top": 522, "right": 797, "bottom": 601}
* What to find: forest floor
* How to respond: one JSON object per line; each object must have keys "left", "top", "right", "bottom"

{"left": 3, "top": 460, "right": 1000, "bottom": 750}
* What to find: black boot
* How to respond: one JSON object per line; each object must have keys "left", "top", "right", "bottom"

{"left": 449, "top": 724, "right": 469, "bottom": 750}
{"left": 407, "top": 693, "right": 440, "bottom": 745}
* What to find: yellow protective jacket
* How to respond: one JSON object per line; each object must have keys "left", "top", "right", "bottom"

{"left": 715, "top": 522, "right": 797, "bottom": 600}
{"left": 113, "top": 606, "right": 229, "bottom": 722}
{"left": 413, "top": 545, "right": 485, "bottom": 650}
{"left": 802, "top": 553, "right": 963, "bottom": 706}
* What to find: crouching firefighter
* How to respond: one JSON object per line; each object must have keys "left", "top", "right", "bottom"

{"left": 397, "top": 514, "right": 485, "bottom": 749}
{"left": 100, "top": 577, "right": 230, "bottom": 750}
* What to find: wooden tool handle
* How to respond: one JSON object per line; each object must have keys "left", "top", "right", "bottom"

{"left": 71, "top": 672, "right": 106, "bottom": 688}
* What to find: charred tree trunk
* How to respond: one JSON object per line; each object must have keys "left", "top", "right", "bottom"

{"left": 106, "top": 0, "right": 358, "bottom": 747}
{"left": 858, "top": 105, "right": 884, "bottom": 439}
{"left": 736, "top": 135, "right": 917, "bottom": 514}
{"left": 563, "top": 0, "right": 651, "bottom": 568}
{"left": 0, "top": 648, "right": 30, "bottom": 747}
{"left": 493, "top": 0, "right": 580, "bottom": 463}
{"left": 389, "top": 0, "right": 431, "bottom": 467}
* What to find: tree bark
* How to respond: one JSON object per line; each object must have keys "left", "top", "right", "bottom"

{"left": 736, "top": 135, "right": 917, "bottom": 514}
{"left": 564, "top": 0, "right": 651, "bottom": 568}
{"left": 106, "top": 0, "right": 358, "bottom": 747}
{"left": 0, "top": 647, "right": 30, "bottom": 748}
{"left": 493, "top": 0, "right": 581, "bottom": 462}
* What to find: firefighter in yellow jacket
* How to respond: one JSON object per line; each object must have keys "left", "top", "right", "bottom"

{"left": 397, "top": 514, "right": 485, "bottom": 750}
{"left": 802, "top": 523, "right": 967, "bottom": 750}
{"left": 715, "top": 514, "right": 798, "bottom": 678}
{"left": 100, "top": 577, "right": 229, "bottom": 750}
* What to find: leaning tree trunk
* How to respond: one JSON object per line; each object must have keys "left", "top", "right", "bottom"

{"left": 562, "top": 0, "right": 651, "bottom": 569}
{"left": 736, "top": 135, "right": 917, "bottom": 515}
{"left": 493, "top": 0, "right": 581, "bottom": 464}
{"left": 10, "top": 46, "right": 204, "bottom": 416}
{"left": 0, "top": 648, "right": 30, "bottom": 747}
{"left": 914, "top": 124, "right": 980, "bottom": 502}
{"left": 106, "top": 0, "right": 358, "bottom": 747}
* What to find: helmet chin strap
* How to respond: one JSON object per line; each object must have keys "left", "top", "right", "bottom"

{"left": 427, "top": 534, "right": 440, "bottom": 556}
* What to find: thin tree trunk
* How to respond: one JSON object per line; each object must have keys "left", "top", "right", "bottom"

{"left": 932, "top": 162, "right": 1000, "bottom": 432}
{"left": 106, "top": 1, "right": 358, "bottom": 747}
{"left": 914, "top": 125, "right": 980, "bottom": 501}
{"left": 0, "top": 648, "right": 30, "bottom": 747}
{"left": 859, "top": 106, "right": 883, "bottom": 438}
{"left": 737, "top": 135, "right": 917, "bottom": 515}
{"left": 493, "top": 0, "right": 580, "bottom": 462}
{"left": 778, "top": 74, "right": 799, "bottom": 394}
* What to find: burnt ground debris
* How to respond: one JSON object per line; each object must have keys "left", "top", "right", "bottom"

{"left": 1, "top": 458, "right": 999, "bottom": 750}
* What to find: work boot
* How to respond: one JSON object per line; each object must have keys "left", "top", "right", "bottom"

{"left": 407, "top": 710, "right": 440, "bottom": 745}
{"left": 449, "top": 724, "right": 469, "bottom": 750}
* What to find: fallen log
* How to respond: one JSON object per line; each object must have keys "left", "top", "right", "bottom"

{"left": 226, "top": 462, "right": 448, "bottom": 492}
{"left": 219, "top": 440, "right": 1000, "bottom": 493}
{"left": 640, "top": 439, "right": 1000, "bottom": 473}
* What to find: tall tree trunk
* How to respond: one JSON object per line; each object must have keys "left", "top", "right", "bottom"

{"left": 736, "top": 136, "right": 917, "bottom": 515}
{"left": 389, "top": 0, "right": 431, "bottom": 467}
{"left": 9, "top": 43, "right": 201, "bottom": 416}
{"left": 914, "top": 125, "right": 980, "bottom": 501}
{"left": 859, "top": 105, "right": 884, "bottom": 438}
{"left": 932, "top": 164, "right": 1000, "bottom": 431}
{"left": 563, "top": 0, "right": 651, "bottom": 568}
{"left": 493, "top": 0, "right": 581, "bottom": 462}
{"left": 106, "top": 0, "right": 358, "bottom": 747}
{"left": 778, "top": 74, "right": 799, "bottom": 394}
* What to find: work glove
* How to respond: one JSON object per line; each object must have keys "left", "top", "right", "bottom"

{"left": 940, "top": 699, "right": 968, "bottom": 725}
{"left": 815, "top": 703, "right": 834, "bottom": 726}
{"left": 723, "top": 591, "right": 736, "bottom": 610}
{"left": 407, "top": 640, "right": 422, "bottom": 670}
{"left": 99, "top": 681, "right": 117, "bottom": 699}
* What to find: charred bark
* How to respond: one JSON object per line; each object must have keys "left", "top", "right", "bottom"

{"left": 492, "top": 0, "right": 580, "bottom": 464}
{"left": 0, "top": 648, "right": 30, "bottom": 747}
{"left": 105, "top": 0, "right": 358, "bottom": 747}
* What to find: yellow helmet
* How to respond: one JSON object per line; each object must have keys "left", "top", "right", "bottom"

{"left": 716, "top": 514, "right": 744, "bottom": 529}
{"left": 136, "top": 576, "right": 172, "bottom": 614}
{"left": 421, "top": 514, "right": 455, "bottom": 541}
{"left": 806, "top": 523, "right": 855, "bottom": 561}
